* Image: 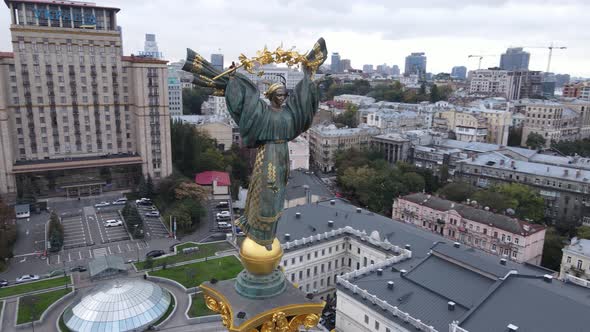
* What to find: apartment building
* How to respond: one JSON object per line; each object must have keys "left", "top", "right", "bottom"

{"left": 562, "top": 81, "right": 590, "bottom": 100}
{"left": 506, "top": 70, "right": 543, "bottom": 100}
{"left": 468, "top": 69, "right": 508, "bottom": 95}
{"left": 560, "top": 238, "right": 590, "bottom": 284}
{"left": 365, "top": 109, "right": 425, "bottom": 132}
{"left": 456, "top": 152, "right": 590, "bottom": 226}
{"left": 308, "top": 124, "right": 379, "bottom": 172}
{"left": 393, "top": 193, "right": 546, "bottom": 264}
{"left": 274, "top": 199, "right": 588, "bottom": 332}
{"left": 520, "top": 100, "right": 563, "bottom": 147}
{"left": 434, "top": 110, "right": 488, "bottom": 143}
{"left": 167, "top": 76, "right": 182, "bottom": 116}
{"left": 0, "top": 0, "right": 172, "bottom": 200}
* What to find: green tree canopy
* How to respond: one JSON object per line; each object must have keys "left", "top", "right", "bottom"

{"left": 182, "top": 87, "right": 213, "bottom": 115}
{"left": 437, "top": 183, "right": 478, "bottom": 202}
{"left": 541, "top": 227, "right": 566, "bottom": 271}
{"left": 525, "top": 132, "right": 546, "bottom": 150}
{"left": 334, "top": 103, "right": 359, "bottom": 128}
{"left": 507, "top": 127, "right": 523, "bottom": 147}
{"left": 552, "top": 138, "right": 590, "bottom": 157}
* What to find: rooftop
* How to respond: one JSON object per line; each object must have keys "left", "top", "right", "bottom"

{"left": 310, "top": 124, "right": 379, "bottom": 137}
{"left": 400, "top": 193, "right": 544, "bottom": 236}
{"left": 564, "top": 238, "right": 590, "bottom": 257}
{"left": 459, "top": 152, "right": 590, "bottom": 182}
{"left": 4, "top": 0, "right": 120, "bottom": 11}
{"left": 195, "top": 171, "right": 230, "bottom": 187}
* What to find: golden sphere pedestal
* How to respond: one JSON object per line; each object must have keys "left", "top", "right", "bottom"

{"left": 240, "top": 237, "right": 283, "bottom": 275}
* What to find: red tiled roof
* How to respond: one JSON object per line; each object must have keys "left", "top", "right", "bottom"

{"left": 195, "top": 171, "right": 230, "bottom": 186}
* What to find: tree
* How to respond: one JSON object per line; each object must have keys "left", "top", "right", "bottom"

{"left": 552, "top": 138, "right": 590, "bottom": 157}
{"left": 507, "top": 127, "right": 523, "bottom": 147}
{"left": 576, "top": 226, "right": 590, "bottom": 240}
{"left": 472, "top": 190, "right": 513, "bottom": 213}
{"left": 429, "top": 84, "right": 441, "bottom": 103}
{"left": 525, "top": 132, "right": 546, "bottom": 150}
{"left": 334, "top": 103, "right": 359, "bottom": 128}
{"left": 174, "top": 182, "right": 208, "bottom": 202}
{"left": 0, "top": 199, "right": 16, "bottom": 265}
{"left": 493, "top": 183, "right": 545, "bottom": 223}
{"left": 437, "top": 183, "right": 478, "bottom": 202}
{"left": 541, "top": 227, "right": 566, "bottom": 270}
{"left": 48, "top": 211, "right": 64, "bottom": 252}
{"left": 182, "top": 87, "right": 213, "bottom": 115}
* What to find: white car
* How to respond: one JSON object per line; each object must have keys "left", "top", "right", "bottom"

{"left": 16, "top": 274, "right": 40, "bottom": 283}
{"left": 104, "top": 219, "right": 123, "bottom": 227}
{"left": 94, "top": 201, "right": 111, "bottom": 208}
{"left": 217, "top": 221, "right": 232, "bottom": 229}
{"left": 145, "top": 211, "right": 160, "bottom": 218}
{"left": 112, "top": 198, "right": 127, "bottom": 205}
{"left": 216, "top": 211, "right": 231, "bottom": 218}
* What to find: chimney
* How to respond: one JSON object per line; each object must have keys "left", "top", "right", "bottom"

{"left": 284, "top": 233, "right": 290, "bottom": 241}
{"left": 543, "top": 274, "right": 553, "bottom": 283}
{"left": 507, "top": 324, "right": 519, "bottom": 331}
{"left": 387, "top": 281, "right": 394, "bottom": 290}
{"left": 377, "top": 268, "right": 383, "bottom": 276}
{"left": 511, "top": 160, "right": 515, "bottom": 167}
{"left": 546, "top": 166, "right": 550, "bottom": 172}
{"left": 448, "top": 301, "right": 456, "bottom": 311}
{"left": 304, "top": 185, "right": 311, "bottom": 204}
{"left": 330, "top": 199, "right": 336, "bottom": 205}
{"left": 564, "top": 169, "right": 569, "bottom": 176}
{"left": 356, "top": 208, "right": 362, "bottom": 213}
{"left": 405, "top": 244, "right": 411, "bottom": 250}
{"left": 295, "top": 212, "right": 301, "bottom": 219}
{"left": 400, "top": 269, "right": 407, "bottom": 276}
{"left": 328, "top": 220, "right": 334, "bottom": 227}
{"left": 500, "top": 258, "right": 507, "bottom": 265}
{"left": 454, "top": 242, "right": 460, "bottom": 248}
{"left": 471, "top": 155, "right": 476, "bottom": 161}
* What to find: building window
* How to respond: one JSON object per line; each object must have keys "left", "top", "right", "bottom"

{"left": 375, "top": 321, "right": 380, "bottom": 330}
{"left": 283, "top": 260, "right": 287, "bottom": 267}
{"left": 567, "top": 256, "right": 571, "bottom": 263}
{"left": 577, "top": 260, "right": 583, "bottom": 269}
{"left": 364, "top": 315, "right": 369, "bottom": 324}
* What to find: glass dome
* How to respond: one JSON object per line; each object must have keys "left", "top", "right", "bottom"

{"left": 63, "top": 279, "right": 171, "bottom": 332}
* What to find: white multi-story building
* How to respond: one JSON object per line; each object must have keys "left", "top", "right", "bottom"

{"left": 333, "top": 94, "right": 375, "bottom": 107}
{"left": 560, "top": 237, "right": 590, "bottom": 285}
{"left": 201, "top": 95, "right": 228, "bottom": 117}
{"left": 273, "top": 199, "right": 589, "bottom": 332}
{"left": 468, "top": 69, "right": 509, "bottom": 95}
{"left": 237, "top": 65, "right": 322, "bottom": 91}
{"left": 365, "top": 109, "right": 425, "bottom": 132}
{"left": 288, "top": 136, "right": 309, "bottom": 170}
{"left": 167, "top": 76, "right": 182, "bottom": 116}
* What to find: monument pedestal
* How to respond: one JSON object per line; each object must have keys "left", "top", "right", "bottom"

{"left": 201, "top": 279, "right": 324, "bottom": 332}
{"left": 200, "top": 237, "right": 325, "bottom": 331}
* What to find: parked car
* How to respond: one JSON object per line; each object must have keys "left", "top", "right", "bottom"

{"left": 145, "top": 250, "right": 165, "bottom": 258}
{"left": 94, "top": 201, "right": 111, "bottom": 208}
{"left": 0, "top": 279, "right": 8, "bottom": 287}
{"left": 16, "top": 275, "right": 40, "bottom": 283}
{"left": 145, "top": 211, "right": 160, "bottom": 218}
{"left": 136, "top": 198, "right": 153, "bottom": 206}
{"left": 70, "top": 265, "right": 87, "bottom": 272}
{"left": 112, "top": 198, "right": 128, "bottom": 205}
{"left": 216, "top": 211, "right": 231, "bottom": 218}
{"left": 104, "top": 219, "right": 123, "bottom": 227}
{"left": 217, "top": 221, "right": 232, "bottom": 229}
{"left": 216, "top": 201, "right": 229, "bottom": 209}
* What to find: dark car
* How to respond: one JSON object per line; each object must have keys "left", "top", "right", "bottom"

{"left": 70, "top": 266, "right": 87, "bottom": 272}
{"left": 0, "top": 279, "right": 8, "bottom": 287}
{"left": 146, "top": 250, "right": 165, "bottom": 258}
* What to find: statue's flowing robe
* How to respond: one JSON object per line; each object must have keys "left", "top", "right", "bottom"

{"left": 225, "top": 73, "right": 319, "bottom": 246}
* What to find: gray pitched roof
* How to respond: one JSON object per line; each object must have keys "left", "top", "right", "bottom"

{"left": 401, "top": 193, "right": 544, "bottom": 236}
{"left": 89, "top": 255, "right": 126, "bottom": 277}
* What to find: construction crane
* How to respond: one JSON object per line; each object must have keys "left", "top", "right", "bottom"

{"left": 467, "top": 55, "right": 498, "bottom": 70}
{"left": 521, "top": 44, "right": 567, "bottom": 72}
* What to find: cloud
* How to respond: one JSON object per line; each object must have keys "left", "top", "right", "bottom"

{"left": 0, "top": 0, "right": 588, "bottom": 76}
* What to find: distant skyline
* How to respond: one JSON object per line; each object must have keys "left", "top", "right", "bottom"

{"left": 0, "top": 0, "right": 588, "bottom": 77}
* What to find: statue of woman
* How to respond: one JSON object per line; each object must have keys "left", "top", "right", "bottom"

{"left": 183, "top": 38, "right": 327, "bottom": 250}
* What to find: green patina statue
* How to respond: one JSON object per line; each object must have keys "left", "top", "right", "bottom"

{"left": 183, "top": 38, "right": 327, "bottom": 249}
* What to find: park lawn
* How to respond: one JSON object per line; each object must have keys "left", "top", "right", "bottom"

{"left": 0, "top": 276, "right": 70, "bottom": 299}
{"left": 188, "top": 293, "right": 216, "bottom": 317}
{"left": 17, "top": 288, "right": 72, "bottom": 324}
{"left": 135, "top": 241, "right": 235, "bottom": 270}
{"left": 150, "top": 255, "right": 242, "bottom": 288}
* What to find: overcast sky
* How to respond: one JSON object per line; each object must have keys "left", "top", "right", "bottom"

{"left": 1, "top": 0, "right": 588, "bottom": 77}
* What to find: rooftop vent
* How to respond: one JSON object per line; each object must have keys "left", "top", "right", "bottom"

{"left": 330, "top": 199, "right": 336, "bottom": 205}
{"left": 400, "top": 269, "right": 407, "bottom": 276}
{"left": 387, "top": 281, "right": 394, "bottom": 290}
{"left": 500, "top": 258, "right": 507, "bottom": 266}
{"left": 484, "top": 206, "right": 490, "bottom": 211}
{"left": 356, "top": 208, "right": 362, "bottom": 213}
{"left": 405, "top": 244, "right": 411, "bottom": 250}
{"left": 377, "top": 268, "right": 383, "bottom": 276}
{"left": 328, "top": 220, "right": 334, "bottom": 227}
{"left": 453, "top": 242, "right": 460, "bottom": 248}
{"left": 284, "top": 233, "right": 290, "bottom": 241}
{"left": 543, "top": 274, "right": 553, "bottom": 283}
{"left": 448, "top": 301, "right": 456, "bottom": 311}
{"left": 507, "top": 324, "right": 519, "bottom": 331}
{"left": 295, "top": 212, "right": 301, "bottom": 219}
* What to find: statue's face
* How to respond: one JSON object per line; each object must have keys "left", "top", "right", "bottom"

{"left": 271, "top": 87, "right": 287, "bottom": 107}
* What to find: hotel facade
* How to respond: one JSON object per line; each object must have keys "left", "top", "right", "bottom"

{"left": 0, "top": 0, "right": 172, "bottom": 201}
